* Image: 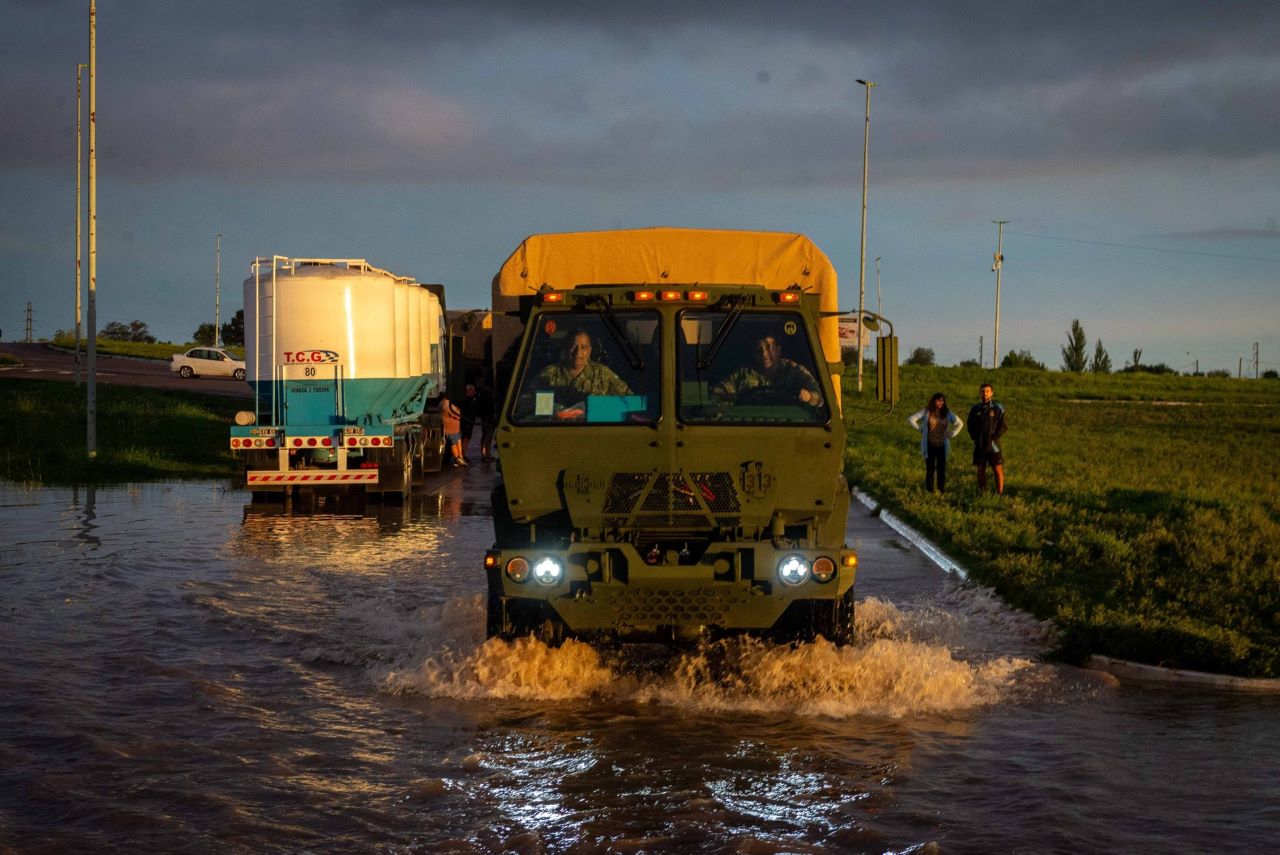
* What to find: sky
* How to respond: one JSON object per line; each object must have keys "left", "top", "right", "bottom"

{"left": 2, "top": 0, "right": 1278, "bottom": 373}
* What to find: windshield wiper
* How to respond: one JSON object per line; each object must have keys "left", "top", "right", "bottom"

{"left": 583, "top": 296, "right": 645, "bottom": 370}
{"left": 697, "top": 295, "right": 747, "bottom": 370}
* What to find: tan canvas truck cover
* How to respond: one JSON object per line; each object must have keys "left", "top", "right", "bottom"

{"left": 492, "top": 227, "right": 843, "bottom": 389}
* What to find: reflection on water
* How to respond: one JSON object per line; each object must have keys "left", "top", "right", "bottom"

{"left": 1, "top": 479, "right": 1277, "bottom": 854}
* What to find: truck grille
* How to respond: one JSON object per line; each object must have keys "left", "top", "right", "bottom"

{"left": 602, "top": 471, "right": 739, "bottom": 528}
{"left": 597, "top": 586, "right": 742, "bottom": 625}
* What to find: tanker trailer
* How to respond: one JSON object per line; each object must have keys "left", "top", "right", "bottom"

{"left": 485, "top": 228, "right": 860, "bottom": 644}
{"left": 229, "top": 256, "right": 448, "bottom": 498}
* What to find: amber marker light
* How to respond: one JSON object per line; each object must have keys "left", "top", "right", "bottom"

{"left": 686, "top": 290, "right": 708, "bottom": 302}
{"left": 842, "top": 553, "right": 859, "bottom": 569}
{"left": 659, "top": 289, "right": 683, "bottom": 301}
{"left": 777, "top": 291, "right": 801, "bottom": 304}
{"left": 484, "top": 551, "right": 500, "bottom": 569}
{"left": 632, "top": 290, "right": 655, "bottom": 302}
{"left": 541, "top": 292, "right": 564, "bottom": 304}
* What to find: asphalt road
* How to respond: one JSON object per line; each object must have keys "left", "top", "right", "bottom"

{"left": 0, "top": 343, "right": 253, "bottom": 399}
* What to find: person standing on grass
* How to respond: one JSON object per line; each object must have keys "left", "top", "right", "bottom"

{"left": 907, "top": 392, "right": 964, "bottom": 493}
{"left": 968, "top": 382, "right": 1007, "bottom": 495}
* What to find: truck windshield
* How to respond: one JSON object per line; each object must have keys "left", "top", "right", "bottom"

{"left": 678, "top": 310, "right": 829, "bottom": 425}
{"left": 509, "top": 311, "right": 661, "bottom": 425}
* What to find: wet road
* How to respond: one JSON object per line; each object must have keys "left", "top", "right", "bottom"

{"left": 1, "top": 466, "right": 1276, "bottom": 853}
{"left": 0, "top": 342, "right": 252, "bottom": 399}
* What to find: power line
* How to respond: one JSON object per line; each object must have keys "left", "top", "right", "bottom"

{"left": 1006, "top": 231, "right": 1280, "bottom": 264}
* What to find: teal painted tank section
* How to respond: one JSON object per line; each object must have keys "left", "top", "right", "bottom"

{"left": 251, "top": 374, "right": 443, "bottom": 429}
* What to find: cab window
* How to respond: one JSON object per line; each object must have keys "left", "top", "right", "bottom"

{"left": 678, "top": 310, "right": 829, "bottom": 425}
{"left": 509, "top": 311, "right": 661, "bottom": 425}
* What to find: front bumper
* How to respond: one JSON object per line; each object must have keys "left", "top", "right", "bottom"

{"left": 487, "top": 541, "right": 855, "bottom": 633}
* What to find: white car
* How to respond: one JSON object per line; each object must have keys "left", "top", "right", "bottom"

{"left": 170, "top": 347, "right": 246, "bottom": 381}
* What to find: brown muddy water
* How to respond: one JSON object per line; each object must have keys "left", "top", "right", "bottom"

{"left": 1, "top": 469, "right": 1276, "bottom": 853}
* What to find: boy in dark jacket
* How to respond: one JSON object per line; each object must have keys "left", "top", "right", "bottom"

{"left": 967, "top": 382, "right": 1007, "bottom": 495}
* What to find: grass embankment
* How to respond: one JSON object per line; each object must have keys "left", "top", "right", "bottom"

{"left": 843, "top": 366, "right": 1280, "bottom": 678}
{"left": 1, "top": 379, "right": 241, "bottom": 484}
{"left": 47, "top": 336, "right": 245, "bottom": 361}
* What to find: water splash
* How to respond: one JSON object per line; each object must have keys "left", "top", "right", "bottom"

{"left": 380, "top": 595, "right": 1037, "bottom": 717}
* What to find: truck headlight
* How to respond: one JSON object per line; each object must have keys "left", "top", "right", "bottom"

{"left": 505, "top": 557, "right": 529, "bottom": 583}
{"left": 532, "top": 557, "right": 564, "bottom": 586}
{"left": 778, "top": 555, "right": 809, "bottom": 585}
{"left": 812, "top": 556, "right": 836, "bottom": 583}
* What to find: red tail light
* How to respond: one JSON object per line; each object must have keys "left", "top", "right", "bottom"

{"left": 292, "top": 438, "right": 303, "bottom": 447}
{"left": 265, "top": 438, "right": 276, "bottom": 448}
{"left": 322, "top": 437, "right": 332, "bottom": 447}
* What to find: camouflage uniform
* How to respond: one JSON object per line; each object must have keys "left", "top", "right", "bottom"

{"left": 536, "top": 361, "right": 633, "bottom": 398}
{"left": 711, "top": 359, "right": 823, "bottom": 407}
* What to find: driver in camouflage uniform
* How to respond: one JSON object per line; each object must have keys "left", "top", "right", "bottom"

{"left": 712, "top": 334, "right": 823, "bottom": 408}
{"left": 534, "top": 330, "right": 632, "bottom": 418}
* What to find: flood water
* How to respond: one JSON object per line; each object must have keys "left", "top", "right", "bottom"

{"left": 1, "top": 470, "right": 1276, "bottom": 853}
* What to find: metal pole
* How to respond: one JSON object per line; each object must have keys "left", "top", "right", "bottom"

{"left": 215, "top": 233, "right": 221, "bottom": 346}
{"left": 87, "top": 0, "right": 97, "bottom": 459}
{"left": 75, "top": 63, "right": 87, "bottom": 386}
{"left": 992, "top": 220, "right": 1008, "bottom": 368}
{"left": 855, "top": 79, "right": 876, "bottom": 392}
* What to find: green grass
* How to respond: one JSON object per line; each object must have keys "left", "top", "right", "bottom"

{"left": 47, "top": 336, "right": 245, "bottom": 361}
{"left": 1, "top": 379, "right": 241, "bottom": 484}
{"left": 843, "top": 366, "right": 1280, "bottom": 678}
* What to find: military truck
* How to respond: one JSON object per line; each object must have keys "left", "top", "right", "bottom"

{"left": 485, "top": 228, "right": 858, "bottom": 644}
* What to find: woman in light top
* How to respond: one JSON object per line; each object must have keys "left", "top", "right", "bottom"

{"left": 906, "top": 392, "right": 964, "bottom": 493}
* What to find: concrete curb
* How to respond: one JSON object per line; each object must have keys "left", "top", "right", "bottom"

{"left": 1086, "top": 655, "right": 1280, "bottom": 693}
{"left": 850, "top": 487, "right": 1280, "bottom": 693}
{"left": 851, "top": 488, "right": 969, "bottom": 581}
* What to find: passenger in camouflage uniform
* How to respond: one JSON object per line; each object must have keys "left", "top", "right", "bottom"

{"left": 712, "top": 335, "right": 823, "bottom": 408}
{"left": 532, "top": 329, "right": 632, "bottom": 418}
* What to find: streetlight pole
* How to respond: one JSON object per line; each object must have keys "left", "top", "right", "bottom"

{"left": 855, "top": 79, "right": 876, "bottom": 392}
{"left": 215, "top": 233, "right": 221, "bottom": 347}
{"left": 87, "top": 0, "right": 97, "bottom": 459}
{"left": 75, "top": 62, "right": 87, "bottom": 386}
{"left": 991, "top": 219, "right": 1008, "bottom": 369}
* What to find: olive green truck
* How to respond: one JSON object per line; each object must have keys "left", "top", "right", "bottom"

{"left": 485, "top": 228, "right": 858, "bottom": 644}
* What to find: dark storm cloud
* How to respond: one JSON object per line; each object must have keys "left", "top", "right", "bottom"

{"left": 2, "top": 0, "right": 1277, "bottom": 187}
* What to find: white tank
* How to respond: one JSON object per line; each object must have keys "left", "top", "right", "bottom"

{"left": 243, "top": 257, "right": 445, "bottom": 425}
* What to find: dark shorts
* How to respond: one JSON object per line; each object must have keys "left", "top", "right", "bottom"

{"left": 973, "top": 448, "right": 1004, "bottom": 467}
{"left": 446, "top": 432, "right": 462, "bottom": 443}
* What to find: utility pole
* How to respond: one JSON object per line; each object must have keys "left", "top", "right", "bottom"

{"left": 215, "top": 233, "right": 222, "bottom": 347}
{"left": 87, "top": 0, "right": 97, "bottom": 459}
{"left": 25, "top": 302, "right": 33, "bottom": 342}
{"left": 991, "top": 220, "right": 1008, "bottom": 368}
{"left": 979, "top": 335, "right": 983, "bottom": 367}
{"left": 75, "top": 62, "right": 87, "bottom": 386}
{"left": 855, "top": 79, "right": 876, "bottom": 393}
{"left": 1239, "top": 357, "right": 1243, "bottom": 379}
{"left": 1254, "top": 342, "right": 1260, "bottom": 379}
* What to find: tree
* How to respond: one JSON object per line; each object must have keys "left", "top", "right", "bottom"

{"left": 1000, "top": 349, "right": 1046, "bottom": 370}
{"left": 1131, "top": 347, "right": 1143, "bottom": 369}
{"left": 101, "top": 321, "right": 132, "bottom": 340}
{"left": 958, "top": 358, "right": 980, "bottom": 368}
{"left": 102, "top": 320, "right": 155, "bottom": 342}
{"left": 128, "top": 320, "right": 156, "bottom": 343}
{"left": 220, "top": 309, "right": 244, "bottom": 347}
{"left": 905, "top": 346, "right": 935, "bottom": 366}
{"left": 1090, "top": 339, "right": 1113, "bottom": 374}
{"left": 192, "top": 322, "right": 216, "bottom": 345}
{"left": 1061, "top": 319, "right": 1088, "bottom": 372}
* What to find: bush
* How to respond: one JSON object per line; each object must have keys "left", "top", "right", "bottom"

{"left": 1000, "top": 349, "right": 1046, "bottom": 370}
{"left": 905, "top": 347, "right": 935, "bottom": 367}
